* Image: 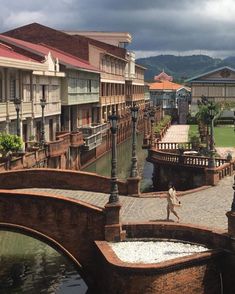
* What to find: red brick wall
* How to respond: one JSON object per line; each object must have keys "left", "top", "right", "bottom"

{"left": 0, "top": 190, "right": 105, "bottom": 287}
{"left": 94, "top": 240, "right": 222, "bottom": 294}
{"left": 0, "top": 168, "right": 128, "bottom": 195}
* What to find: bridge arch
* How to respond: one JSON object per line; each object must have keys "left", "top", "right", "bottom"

{"left": 0, "top": 222, "right": 82, "bottom": 269}
{"left": 0, "top": 189, "right": 106, "bottom": 287}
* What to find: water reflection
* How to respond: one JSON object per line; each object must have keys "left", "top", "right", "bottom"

{"left": 0, "top": 231, "right": 88, "bottom": 293}
{"left": 83, "top": 133, "right": 153, "bottom": 192}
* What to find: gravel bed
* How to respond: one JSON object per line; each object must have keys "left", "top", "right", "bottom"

{"left": 110, "top": 241, "right": 209, "bottom": 264}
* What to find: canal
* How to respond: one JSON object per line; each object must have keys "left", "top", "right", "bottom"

{"left": 0, "top": 231, "right": 88, "bottom": 293}
{"left": 0, "top": 134, "right": 153, "bottom": 294}
{"left": 83, "top": 133, "right": 153, "bottom": 192}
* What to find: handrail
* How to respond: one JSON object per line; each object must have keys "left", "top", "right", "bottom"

{"left": 155, "top": 142, "right": 193, "bottom": 150}
{"left": 148, "top": 149, "right": 230, "bottom": 169}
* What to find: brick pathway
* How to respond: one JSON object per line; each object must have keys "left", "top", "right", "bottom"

{"left": 160, "top": 125, "right": 189, "bottom": 142}
{"left": 16, "top": 175, "right": 234, "bottom": 231}
{"left": 216, "top": 147, "right": 235, "bottom": 159}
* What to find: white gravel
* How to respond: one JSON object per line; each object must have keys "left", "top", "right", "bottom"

{"left": 110, "top": 241, "right": 209, "bottom": 264}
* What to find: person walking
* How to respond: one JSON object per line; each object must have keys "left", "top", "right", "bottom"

{"left": 166, "top": 183, "right": 180, "bottom": 222}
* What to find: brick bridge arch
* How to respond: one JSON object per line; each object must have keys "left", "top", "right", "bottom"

{"left": 0, "top": 189, "right": 106, "bottom": 287}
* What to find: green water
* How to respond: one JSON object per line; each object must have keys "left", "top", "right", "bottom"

{"left": 0, "top": 231, "right": 88, "bottom": 293}
{"left": 83, "top": 133, "right": 153, "bottom": 192}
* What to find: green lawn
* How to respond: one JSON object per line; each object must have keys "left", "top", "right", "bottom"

{"left": 214, "top": 126, "right": 235, "bottom": 147}
{"left": 189, "top": 125, "right": 235, "bottom": 147}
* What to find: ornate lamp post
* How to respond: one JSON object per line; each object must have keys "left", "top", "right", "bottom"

{"left": 231, "top": 176, "right": 235, "bottom": 211}
{"left": 150, "top": 108, "right": 155, "bottom": 148}
{"left": 40, "top": 87, "right": 47, "bottom": 148}
{"left": 130, "top": 104, "right": 139, "bottom": 177}
{"left": 14, "top": 97, "right": 21, "bottom": 137}
{"left": 208, "top": 103, "right": 216, "bottom": 168}
{"left": 144, "top": 108, "right": 149, "bottom": 136}
{"left": 108, "top": 109, "right": 119, "bottom": 204}
{"left": 233, "top": 110, "right": 235, "bottom": 132}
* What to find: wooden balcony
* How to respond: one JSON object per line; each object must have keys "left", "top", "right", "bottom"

{"left": 100, "top": 95, "right": 125, "bottom": 105}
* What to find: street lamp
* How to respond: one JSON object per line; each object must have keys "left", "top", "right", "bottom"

{"left": 130, "top": 103, "right": 139, "bottom": 177}
{"left": 231, "top": 176, "right": 235, "bottom": 211}
{"left": 40, "top": 86, "right": 46, "bottom": 148}
{"left": 208, "top": 103, "right": 216, "bottom": 168}
{"left": 143, "top": 108, "right": 149, "bottom": 138}
{"left": 13, "top": 97, "right": 21, "bottom": 137}
{"left": 150, "top": 108, "right": 155, "bottom": 148}
{"left": 233, "top": 110, "right": 235, "bottom": 132}
{"left": 108, "top": 109, "right": 119, "bottom": 204}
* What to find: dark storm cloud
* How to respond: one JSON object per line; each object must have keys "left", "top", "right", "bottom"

{"left": 1, "top": 0, "right": 235, "bottom": 56}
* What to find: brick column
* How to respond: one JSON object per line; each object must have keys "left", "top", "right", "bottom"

{"left": 227, "top": 176, "right": 235, "bottom": 238}
{"left": 205, "top": 168, "right": 219, "bottom": 186}
{"left": 127, "top": 176, "right": 141, "bottom": 197}
{"left": 104, "top": 203, "right": 125, "bottom": 242}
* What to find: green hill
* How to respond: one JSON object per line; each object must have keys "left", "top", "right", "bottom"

{"left": 136, "top": 54, "right": 235, "bottom": 82}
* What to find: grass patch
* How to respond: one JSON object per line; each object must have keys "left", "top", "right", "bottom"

{"left": 188, "top": 125, "right": 199, "bottom": 141}
{"left": 214, "top": 126, "right": 235, "bottom": 147}
{"left": 188, "top": 125, "right": 235, "bottom": 147}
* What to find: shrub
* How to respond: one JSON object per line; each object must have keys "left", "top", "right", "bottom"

{"left": 154, "top": 115, "right": 171, "bottom": 134}
{"left": 0, "top": 133, "right": 23, "bottom": 157}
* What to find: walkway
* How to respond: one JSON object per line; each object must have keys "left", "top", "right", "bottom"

{"left": 15, "top": 175, "right": 234, "bottom": 231}
{"left": 160, "top": 124, "right": 189, "bottom": 142}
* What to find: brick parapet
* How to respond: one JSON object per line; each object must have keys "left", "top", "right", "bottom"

{"left": 0, "top": 168, "right": 129, "bottom": 195}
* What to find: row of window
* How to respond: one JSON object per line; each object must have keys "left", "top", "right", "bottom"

{"left": 101, "top": 58, "right": 126, "bottom": 76}
{"left": 101, "top": 83, "right": 145, "bottom": 97}
{"left": 192, "top": 85, "right": 235, "bottom": 97}
{"left": 0, "top": 79, "right": 60, "bottom": 103}
{"left": 68, "top": 78, "right": 99, "bottom": 94}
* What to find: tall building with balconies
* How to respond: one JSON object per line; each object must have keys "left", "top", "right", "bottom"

{"left": 0, "top": 39, "right": 64, "bottom": 142}
{"left": 3, "top": 23, "right": 146, "bottom": 160}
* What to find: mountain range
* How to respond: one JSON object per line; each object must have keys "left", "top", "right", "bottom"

{"left": 136, "top": 54, "right": 235, "bottom": 83}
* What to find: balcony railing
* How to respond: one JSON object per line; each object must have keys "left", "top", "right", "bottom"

{"left": 83, "top": 132, "right": 102, "bottom": 151}
{"left": 79, "top": 123, "right": 108, "bottom": 137}
{"left": 79, "top": 123, "right": 108, "bottom": 151}
{"left": 70, "top": 131, "right": 84, "bottom": 147}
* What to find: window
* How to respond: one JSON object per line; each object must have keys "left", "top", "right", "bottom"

{"left": 87, "top": 80, "right": 92, "bottom": 93}
{"left": 10, "top": 76, "right": 16, "bottom": 100}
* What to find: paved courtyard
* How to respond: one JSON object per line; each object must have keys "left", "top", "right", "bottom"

{"left": 16, "top": 175, "right": 234, "bottom": 231}
{"left": 160, "top": 125, "right": 189, "bottom": 142}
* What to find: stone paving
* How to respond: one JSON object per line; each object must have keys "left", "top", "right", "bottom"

{"left": 160, "top": 125, "right": 189, "bottom": 142}
{"left": 16, "top": 175, "right": 234, "bottom": 231}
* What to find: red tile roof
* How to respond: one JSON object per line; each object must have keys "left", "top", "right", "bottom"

{"left": 0, "top": 42, "right": 40, "bottom": 62}
{"left": 0, "top": 34, "right": 100, "bottom": 72}
{"left": 154, "top": 71, "right": 173, "bottom": 82}
{"left": 3, "top": 22, "right": 127, "bottom": 62}
{"left": 149, "top": 81, "right": 187, "bottom": 91}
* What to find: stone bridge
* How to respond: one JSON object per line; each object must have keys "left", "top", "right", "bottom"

{"left": 0, "top": 189, "right": 106, "bottom": 287}
{"left": 0, "top": 169, "right": 127, "bottom": 289}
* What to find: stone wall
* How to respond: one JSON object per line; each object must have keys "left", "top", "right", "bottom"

{"left": 0, "top": 168, "right": 129, "bottom": 195}
{"left": 93, "top": 222, "right": 234, "bottom": 294}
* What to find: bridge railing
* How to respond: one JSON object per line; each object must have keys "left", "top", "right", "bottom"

{"left": 148, "top": 149, "right": 229, "bottom": 168}
{"left": 155, "top": 142, "right": 193, "bottom": 151}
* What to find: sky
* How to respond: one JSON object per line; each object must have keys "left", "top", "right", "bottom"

{"left": 1, "top": 0, "right": 235, "bottom": 59}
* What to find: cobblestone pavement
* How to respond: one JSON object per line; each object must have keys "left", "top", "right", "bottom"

{"left": 15, "top": 175, "right": 234, "bottom": 231}
{"left": 160, "top": 125, "right": 189, "bottom": 142}
{"left": 216, "top": 147, "right": 235, "bottom": 159}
